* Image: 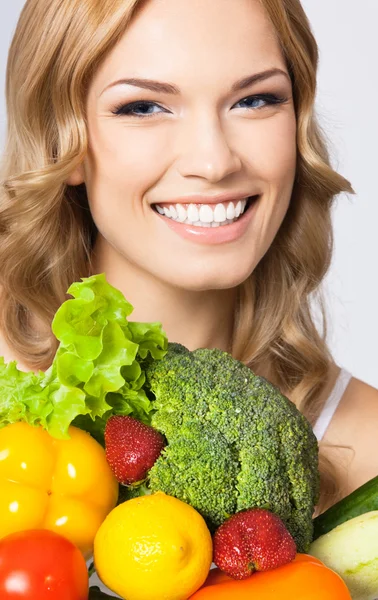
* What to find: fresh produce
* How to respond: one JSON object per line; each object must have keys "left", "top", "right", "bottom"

{"left": 142, "top": 343, "right": 319, "bottom": 552}
{"left": 189, "top": 554, "right": 352, "bottom": 599}
{"left": 4, "top": 274, "right": 356, "bottom": 597}
{"left": 312, "top": 474, "right": 378, "bottom": 540}
{"left": 0, "top": 274, "right": 168, "bottom": 440}
{"left": 104, "top": 415, "right": 165, "bottom": 485}
{"left": 0, "top": 529, "right": 88, "bottom": 599}
{"left": 213, "top": 507, "right": 296, "bottom": 579}
{"left": 0, "top": 275, "right": 319, "bottom": 553}
{"left": 94, "top": 491, "right": 213, "bottom": 600}
{"left": 0, "top": 421, "right": 118, "bottom": 556}
{"left": 309, "top": 511, "right": 378, "bottom": 600}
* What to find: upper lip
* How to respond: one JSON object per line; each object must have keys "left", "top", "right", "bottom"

{"left": 152, "top": 192, "right": 258, "bottom": 205}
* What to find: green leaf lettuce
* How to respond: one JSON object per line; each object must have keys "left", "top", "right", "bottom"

{"left": 0, "top": 273, "right": 167, "bottom": 439}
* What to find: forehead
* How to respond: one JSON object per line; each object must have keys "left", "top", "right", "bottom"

{"left": 93, "top": 0, "right": 286, "bottom": 93}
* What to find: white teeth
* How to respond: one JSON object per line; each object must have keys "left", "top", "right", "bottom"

{"left": 199, "top": 205, "right": 214, "bottom": 223}
{"left": 176, "top": 204, "right": 187, "bottom": 222}
{"left": 192, "top": 220, "right": 211, "bottom": 227}
{"left": 154, "top": 197, "right": 251, "bottom": 226}
{"left": 226, "top": 202, "right": 235, "bottom": 220}
{"left": 214, "top": 203, "right": 227, "bottom": 223}
{"left": 169, "top": 205, "right": 178, "bottom": 219}
{"left": 187, "top": 204, "right": 199, "bottom": 222}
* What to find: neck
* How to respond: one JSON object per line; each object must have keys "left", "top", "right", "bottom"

{"left": 90, "top": 240, "right": 237, "bottom": 353}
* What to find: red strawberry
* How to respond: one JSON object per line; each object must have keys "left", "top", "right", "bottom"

{"left": 213, "top": 508, "right": 296, "bottom": 580}
{"left": 104, "top": 415, "right": 165, "bottom": 485}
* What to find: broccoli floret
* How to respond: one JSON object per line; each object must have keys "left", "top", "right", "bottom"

{"left": 149, "top": 420, "right": 239, "bottom": 526}
{"left": 145, "top": 343, "right": 319, "bottom": 552}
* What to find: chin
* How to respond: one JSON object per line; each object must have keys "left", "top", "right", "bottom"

{"left": 162, "top": 261, "right": 256, "bottom": 292}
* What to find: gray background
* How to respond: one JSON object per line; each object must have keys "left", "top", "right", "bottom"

{"left": 1, "top": 1, "right": 377, "bottom": 388}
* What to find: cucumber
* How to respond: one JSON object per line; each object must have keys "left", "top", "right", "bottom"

{"left": 312, "top": 475, "right": 378, "bottom": 541}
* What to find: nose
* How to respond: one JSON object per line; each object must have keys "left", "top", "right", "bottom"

{"left": 175, "top": 115, "right": 242, "bottom": 183}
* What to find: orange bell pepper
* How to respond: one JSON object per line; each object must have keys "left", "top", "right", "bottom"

{"left": 0, "top": 421, "right": 118, "bottom": 557}
{"left": 189, "top": 554, "right": 352, "bottom": 599}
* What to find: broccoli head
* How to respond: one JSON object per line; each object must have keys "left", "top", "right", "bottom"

{"left": 145, "top": 342, "right": 320, "bottom": 552}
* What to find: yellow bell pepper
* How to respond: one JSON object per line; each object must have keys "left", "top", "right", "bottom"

{"left": 0, "top": 421, "right": 118, "bottom": 557}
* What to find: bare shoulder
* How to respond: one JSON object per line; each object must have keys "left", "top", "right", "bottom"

{"left": 322, "top": 375, "right": 378, "bottom": 495}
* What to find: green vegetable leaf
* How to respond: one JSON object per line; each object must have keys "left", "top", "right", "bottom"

{"left": 0, "top": 358, "right": 51, "bottom": 427}
{"left": 44, "top": 382, "right": 89, "bottom": 439}
{"left": 0, "top": 359, "right": 89, "bottom": 438}
{"left": 0, "top": 273, "right": 168, "bottom": 439}
{"left": 128, "top": 321, "right": 168, "bottom": 360}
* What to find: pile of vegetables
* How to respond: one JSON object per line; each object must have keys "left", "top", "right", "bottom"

{"left": 0, "top": 273, "right": 377, "bottom": 600}
{"left": 0, "top": 274, "right": 319, "bottom": 552}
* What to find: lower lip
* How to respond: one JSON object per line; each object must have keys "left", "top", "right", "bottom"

{"left": 154, "top": 196, "right": 260, "bottom": 245}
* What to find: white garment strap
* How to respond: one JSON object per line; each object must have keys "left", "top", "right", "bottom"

{"left": 313, "top": 368, "right": 353, "bottom": 442}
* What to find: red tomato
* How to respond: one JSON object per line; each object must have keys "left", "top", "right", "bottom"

{"left": 0, "top": 529, "right": 89, "bottom": 599}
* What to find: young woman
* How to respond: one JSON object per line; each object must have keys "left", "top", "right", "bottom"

{"left": 0, "top": 0, "right": 377, "bottom": 520}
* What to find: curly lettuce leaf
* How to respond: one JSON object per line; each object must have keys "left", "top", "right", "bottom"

{"left": 51, "top": 274, "right": 139, "bottom": 416}
{"left": 0, "top": 358, "right": 89, "bottom": 438}
{"left": 0, "top": 273, "right": 168, "bottom": 439}
{"left": 0, "top": 358, "right": 51, "bottom": 427}
{"left": 52, "top": 273, "right": 134, "bottom": 355}
{"left": 128, "top": 321, "right": 169, "bottom": 361}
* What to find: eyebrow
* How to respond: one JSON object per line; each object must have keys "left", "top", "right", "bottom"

{"left": 100, "top": 68, "right": 290, "bottom": 97}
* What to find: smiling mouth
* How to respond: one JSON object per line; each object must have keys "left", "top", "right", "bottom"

{"left": 152, "top": 196, "right": 259, "bottom": 227}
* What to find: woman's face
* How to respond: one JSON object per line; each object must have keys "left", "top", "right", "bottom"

{"left": 81, "top": 0, "right": 296, "bottom": 291}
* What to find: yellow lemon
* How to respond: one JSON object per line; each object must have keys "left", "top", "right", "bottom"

{"left": 94, "top": 491, "right": 213, "bottom": 600}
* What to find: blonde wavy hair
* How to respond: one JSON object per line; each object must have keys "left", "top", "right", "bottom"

{"left": 0, "top": 0, "right": 353, "bottom": 511}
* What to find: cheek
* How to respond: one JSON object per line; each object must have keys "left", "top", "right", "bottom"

{"left": 86, "top": 123, "right": 173, "bottom": 197}
{"left": 242, "top": 114, "right": 297, "bottom": 189}
{"left": 265, "top": 118, "right": 297, "bottom": 187}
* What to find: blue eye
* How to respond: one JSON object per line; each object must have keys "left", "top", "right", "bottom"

{"left": 112, "top": 101, "right": 166, "bottom": 117}
{"left": 233, "top": 94, "right": 287, "bottom": 110}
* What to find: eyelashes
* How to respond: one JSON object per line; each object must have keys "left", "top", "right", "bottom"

{"left": 235, "top": 94, "right": 288, "bottom": 110}
{"left": 112, "top": 101, "right": 168, "bottom": 118}
{"left": 111, "top": 93, "right": 289, "bottom": 118}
